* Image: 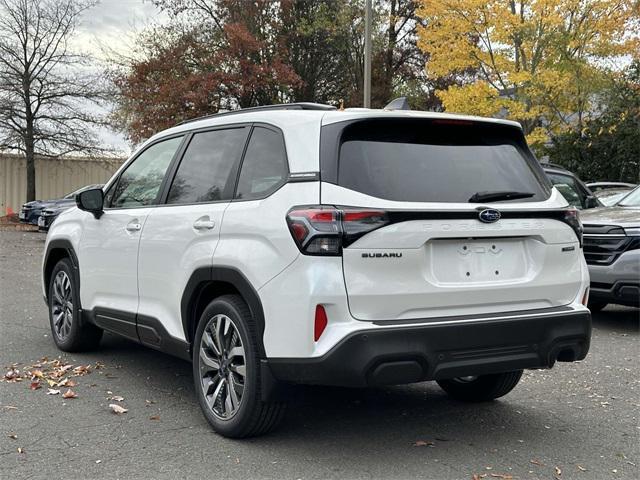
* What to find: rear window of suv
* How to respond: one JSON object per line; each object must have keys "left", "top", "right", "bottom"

{"left": 325, "top": 118, "right": 550, "bottom": 203}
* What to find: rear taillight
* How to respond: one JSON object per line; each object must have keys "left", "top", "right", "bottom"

{"left": 286, "top": 206, "right": 389, "bottom": 255}
{"left": 561, "top": 208, "right": 583, "bottom": 247}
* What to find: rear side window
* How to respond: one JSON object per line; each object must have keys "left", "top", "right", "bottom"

{"left": 167, "top": 127, "right": 248, "bottom": 204}
{"left": 332, "top": 119, "right": 549, "bottom": 203}
{"left": 235, "top": 127, "right": 288, "bottom": 200}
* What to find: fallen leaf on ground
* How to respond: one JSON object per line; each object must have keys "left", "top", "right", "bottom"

{"left": 30, "top": 369, "right": 44, "bottom": 379}
{"left": 62, "top": 389, "right": 78, "bottom": 399}
{"left": 30, "top": 380, "right": 41, "bottom": 390}
{"left": 413, "top": 440, "right": 435, "bottom": 447}
{"left": 577, "top": 465, "right": 587, "bottom": 472}
{"left": 3, "top": 405, "right": 18, "bottom": 410}
{"left": 555, "top": 466, "right": 562, "bottom": 476}
{"left": 57, "top": 378, "right": 76, "bottom": 388}
{"left": 490, "top": 474, "right": 513, "bottom": 480}
{"left": 95, "top": 459, "right": 102, "bottom": 464}
{"left": 8, "top": 433, "right": 17, "bottom": 440}
{"left": 17, "top": 447, "right": 24, "bottom": 454}
{"left": 109, "top": 404, "right": 128, "bottom": 414}
{"left": 46, "top": 388, "right": 60, "bottom": 395}
{"left": 110, "top": 395, "right": 124, "bottom": 402}
{"left": 73, "top": 365, "right": 91, "bottom": 376}
{"left": 530, "top": 459, "right": 544, "bottom": 466}
{"left": 149, "top": 415, "right": 160, "bottom": 420}
{"left": 4, "top": 369, "right": 21, "bottom": 382}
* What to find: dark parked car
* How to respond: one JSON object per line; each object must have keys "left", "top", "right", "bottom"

{"left": 38, "top": 205, "right": 69, "bottom": 232}
{"left": 542, "top": 163, "right": 601, "bottom": 210}
{"left": 19, "top": 184, "right": 103, "bottom": 225}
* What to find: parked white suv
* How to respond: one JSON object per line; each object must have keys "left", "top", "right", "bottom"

{"left": 42, "top": 103, "right": 592, "bottom": 437}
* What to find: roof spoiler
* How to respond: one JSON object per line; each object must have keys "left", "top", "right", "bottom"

{"left": 384, "top": 97, "right": 410, "bottom": 111}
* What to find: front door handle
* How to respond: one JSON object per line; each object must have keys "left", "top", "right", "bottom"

{"left": 126, "top": 222, "right": 141, "bottom": 232}
{"left": 193, "top": 218, "right": 215, "bottom": 230}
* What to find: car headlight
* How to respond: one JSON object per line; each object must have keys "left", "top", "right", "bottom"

{"left": 624, "top": 227, "right": 640, "bottom": 236}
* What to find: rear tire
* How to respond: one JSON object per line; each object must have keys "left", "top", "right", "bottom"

{"left": 588, "top": 300, "right": 607, "bottom": 312}
{"left": 192, "top": 294, "right": 285, "bottom": 438}
{"left": 437, "top": 371, "right": 523, "bottom": 402}
{"left": 47, "top": 258, "right": 102, "bottom": 352}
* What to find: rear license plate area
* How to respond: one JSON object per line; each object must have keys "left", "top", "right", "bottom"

{"left": 429, "top": 238, "right": 528, "bottom": 284}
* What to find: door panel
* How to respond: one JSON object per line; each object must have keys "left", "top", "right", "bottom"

{"left": 137, "top": 204, "right": 228, "bottom": 340}
{"left": 136, "top": 127, "right": 250, "bottom": 341}
{"left": 78, "top": 209, "right": 150, "bottom": 314}
{"left": 78, "top": 135, "right": 184, "bottom": 318}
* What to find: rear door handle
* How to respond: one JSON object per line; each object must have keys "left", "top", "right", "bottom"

{"left": 193, "top": 218, "right": 215, "bottom": 230}
{"left": 126, "top": 222, "right": 141, "bottom": 232}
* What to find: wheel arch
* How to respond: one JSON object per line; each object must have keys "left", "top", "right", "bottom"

{"left": 43, "top": 239, "right": 79, "bottom": 304}
{"left": 182, "top": 267, "right": 267, "bottom": 357}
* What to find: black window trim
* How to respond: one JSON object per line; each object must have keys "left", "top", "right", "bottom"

{"left": 103, "top": 133, "right": 188, "bottom": 211}
{"left": 231, "top": 123, "right": 290, "bottom": 203}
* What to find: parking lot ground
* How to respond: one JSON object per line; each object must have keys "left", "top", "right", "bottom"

{"left": 1, "top": 230, "right": 638, "bottom": 480}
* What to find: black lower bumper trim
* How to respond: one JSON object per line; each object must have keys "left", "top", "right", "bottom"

{"left": 590, "top": 282, "right": 640, "bottom": 307}
{"left": 268, "top": 310, "right": 591, "bottom": 387}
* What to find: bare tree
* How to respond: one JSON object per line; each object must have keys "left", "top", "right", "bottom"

{"left": 0, "top": 0, "right": 111, "bottom": 202}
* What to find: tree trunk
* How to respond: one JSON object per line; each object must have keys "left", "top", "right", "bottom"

{"left": 25, "top": 131, "right": 36, "bottom": 202}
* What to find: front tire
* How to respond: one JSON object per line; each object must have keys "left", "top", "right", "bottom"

{"left": 193, "top": 295, "right": 285, "bottom": 438}
{"left": 48, "top": 258, "right": 102, "bottom": 352}
{"left": 437, "top": 371, "right": 523, "bottom": 402}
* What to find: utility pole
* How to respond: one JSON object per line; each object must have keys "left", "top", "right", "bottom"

{"left": 364, "top": 0, "right": 372, "bottom": 108}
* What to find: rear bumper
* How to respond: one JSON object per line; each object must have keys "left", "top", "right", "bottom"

{"left": 590, "top": 281, "right": 640, "bottom": 307}
{"left": 268, "top": 308, "right": 591, "bottom": 387}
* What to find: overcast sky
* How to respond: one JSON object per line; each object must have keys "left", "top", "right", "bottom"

{"left": 73, "top": 1, "right": 169, "bottom": 154}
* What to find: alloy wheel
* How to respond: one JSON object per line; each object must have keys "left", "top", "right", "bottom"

{"left": 198, "top": 314, "right": 247, "bottom": 420}
{"left": 51, "top": 271, "right": 73, "bottom": 341}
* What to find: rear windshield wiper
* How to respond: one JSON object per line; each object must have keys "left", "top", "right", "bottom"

{"left": 468, "top": 191, "right": 535, "bottom": 203}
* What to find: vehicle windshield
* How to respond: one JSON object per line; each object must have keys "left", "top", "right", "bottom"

{"left": 600, "top": 192, "right": 626, "bottom": 206}
{"left": 335, "top": 119, "right": 549, "bottom": 203}
{"left": 617, "top": 186, "right": 640, "bottom": 207}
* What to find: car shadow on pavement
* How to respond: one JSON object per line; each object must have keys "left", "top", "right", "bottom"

{"left": 93, "top": 328, "right": 598, "bottom": 450}
{"left": 591, "top": 306, "right": 639, "bottom": 333}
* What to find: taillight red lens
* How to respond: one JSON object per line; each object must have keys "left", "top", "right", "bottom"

{"left": 314, "top": 305, "right": 328, "bottom": 341}
{"left": 561, "top": 208, "right": 583, "bottom": 247}
{"left": 286, "top": 206, "right": 389, "bottom": 255}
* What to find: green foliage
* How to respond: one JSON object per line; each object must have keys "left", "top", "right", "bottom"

{"left": 544, "top": 62, "right": 640, "bottom": 183}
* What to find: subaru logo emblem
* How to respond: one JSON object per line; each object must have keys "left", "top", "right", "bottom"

{"left": 478, "top": 209, "right": 501, "bottom": 223}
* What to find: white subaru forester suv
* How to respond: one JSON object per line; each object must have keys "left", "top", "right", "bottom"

{"left": 42, "top": 103, "right": 592, "bottom": 437}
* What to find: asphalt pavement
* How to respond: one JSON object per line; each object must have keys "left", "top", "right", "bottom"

{"left": 1, "top": 230, "right": 638, "bottom": 480}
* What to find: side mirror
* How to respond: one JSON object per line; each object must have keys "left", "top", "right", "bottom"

{"left": 585, "top": 195, "right": 600, "bottom": 209}
{"left": 76, "top": 188, "right": 104, "bottom": 218}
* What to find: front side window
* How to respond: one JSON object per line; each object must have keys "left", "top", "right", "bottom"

{"left": 110, "top": 136, "right": 183, "bottom": 208}
{"left": 235, "top": 127, "right": 288, "bottom": 200}
{"left": 167, "top": 127, "right": 248, "bottom": 204}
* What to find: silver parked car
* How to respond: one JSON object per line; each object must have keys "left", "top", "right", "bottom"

{"left": 581, "top": 186, "right": 640, "bottom": 311}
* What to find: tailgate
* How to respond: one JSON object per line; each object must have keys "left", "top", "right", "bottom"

{"left": 342, "top": 217, "right": 582, "bottom": 321}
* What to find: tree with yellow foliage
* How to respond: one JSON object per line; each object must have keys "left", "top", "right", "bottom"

{"left": 417, "top": 0, "right": 639, "bottom": 148}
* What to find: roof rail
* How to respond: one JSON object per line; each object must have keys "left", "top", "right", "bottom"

{"left": 177, "top": 102, "right": 336, "bottom": 126}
